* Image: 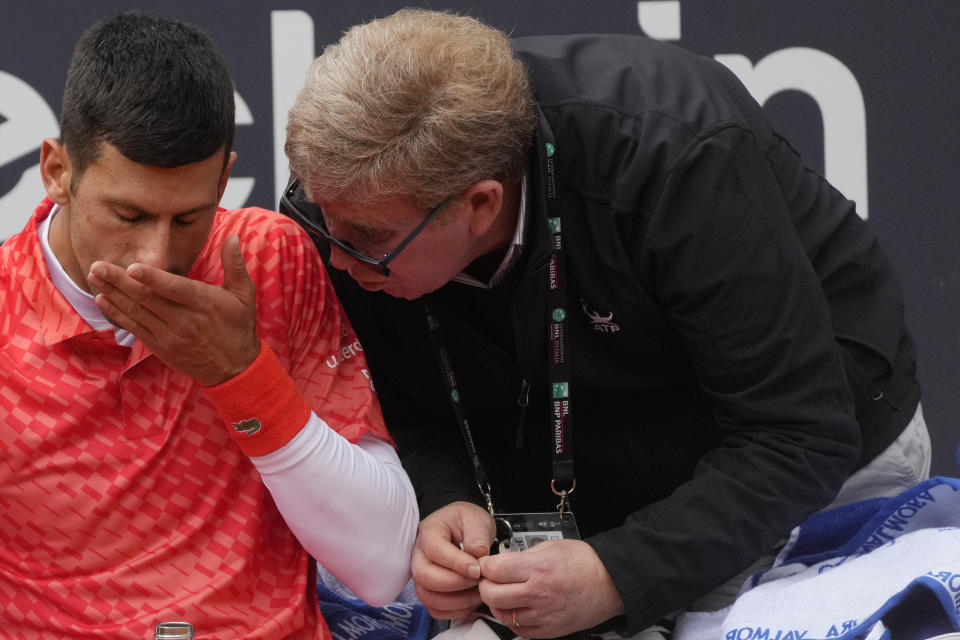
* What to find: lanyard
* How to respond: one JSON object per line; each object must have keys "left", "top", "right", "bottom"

{"left": 542, "top": 131, "right": 576, "bottom": 513}
{"left": 424, "top": 307, "right": 497, "bottom": 516}
{"left": 424, "top": 129, "right": 576, "bottom": 514}
{"left": 545, "top": 210, "right": 576, "bottom": 511}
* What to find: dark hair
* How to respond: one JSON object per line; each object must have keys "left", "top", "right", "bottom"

{"left": 60, "top": 11, "right": 235, "bottom": 185}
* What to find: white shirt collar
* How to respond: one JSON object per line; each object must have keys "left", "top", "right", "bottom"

{"left": 452, "top": 172, "right": 529, "bottom": 289}
{"left": 39, "top": 205, "right": 136, "bottom": 346}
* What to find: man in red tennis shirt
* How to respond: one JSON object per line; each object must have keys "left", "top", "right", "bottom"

{"left": 0, "top": 12, "right": 418, "bottom": 639}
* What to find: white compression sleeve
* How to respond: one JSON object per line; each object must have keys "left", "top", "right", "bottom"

{"left": 250, "top": 414, "right": 419, "bottom": 606}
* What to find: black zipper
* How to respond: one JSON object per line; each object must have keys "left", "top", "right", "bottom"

{"left": 515, "top": 378, "right": 531, "bottom": 449}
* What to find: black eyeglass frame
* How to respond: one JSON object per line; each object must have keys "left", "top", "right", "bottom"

{"left": 281, "top": 179, "right": 452, "bottom": 276}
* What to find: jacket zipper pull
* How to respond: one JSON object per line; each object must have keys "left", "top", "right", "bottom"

{"left": 872, "top": 389, "right": 901, "bottom": 412}
{"left": 515, "top": 379, "right": 531, "bottom": 449}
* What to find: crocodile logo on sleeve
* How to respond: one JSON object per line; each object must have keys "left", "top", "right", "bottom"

{"left": 232, "top": 417, "right": 262, "bottom": 436}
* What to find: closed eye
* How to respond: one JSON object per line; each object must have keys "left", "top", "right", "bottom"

{"left": 174, "top": 214, "right": 202, "bottom": 227}
{"left": 116, "top": 212, "right": 143, "bottom": 225}
{"left": 357, "top": 228, "right": 393, "bottom": 246}
{"left": 334, "top": 222, "right": 393, "bottom": 248}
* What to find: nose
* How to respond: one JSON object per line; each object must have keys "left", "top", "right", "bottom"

{"left": 327, "top": 244, "right": 354, "bottom": 272}
{"left": 328, "top": 245, "right": 388, "bottom": 283}
{"left": 134, "top": 226, "right": 174, "bottom": 272}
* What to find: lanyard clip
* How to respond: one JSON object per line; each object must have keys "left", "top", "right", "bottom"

{"left": 479, "top": 481, "right": 496, "bottom": 517}
{"left": 551, "top": 478, "right": 576, "bottom": 514}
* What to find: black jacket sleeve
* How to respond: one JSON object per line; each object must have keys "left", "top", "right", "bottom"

{"left": 586, "top": 125, "right": 863, "bottom": 631}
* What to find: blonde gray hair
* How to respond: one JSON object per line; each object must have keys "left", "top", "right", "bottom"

{"left": 285, "top": 8, "right": 535, "bottom": 209}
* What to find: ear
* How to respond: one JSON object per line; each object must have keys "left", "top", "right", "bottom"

{"left": 217, "top": 151, "right": 238, "bottom": 202}
{"left": 463, "top": 179, "right": 505, "bottom": 238}
{"left": 40, "top": 139, "right": 73, "bottom": 205}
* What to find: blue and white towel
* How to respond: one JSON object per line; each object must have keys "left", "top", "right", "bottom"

{"left": 316, "top": 567, "right": 433, "bottom": 640}
{"left": 676, "top": 475, "right": 960, "bottom": 640}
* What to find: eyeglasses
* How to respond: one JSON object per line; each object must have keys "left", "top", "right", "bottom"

{"left": 280, "top": 178, "right": 452, "bottom": 276}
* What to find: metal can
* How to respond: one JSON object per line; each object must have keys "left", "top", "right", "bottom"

{"left": 155, "top": 621, "right": 194, "bottom": 639}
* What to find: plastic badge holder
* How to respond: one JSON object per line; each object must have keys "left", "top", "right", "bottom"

{"left": 492, "top": 511, "right": 580, "bottom": 554}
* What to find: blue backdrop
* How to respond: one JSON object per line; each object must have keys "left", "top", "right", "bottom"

{"left": 1, "top": 1, "right": 957, "bottom": 475}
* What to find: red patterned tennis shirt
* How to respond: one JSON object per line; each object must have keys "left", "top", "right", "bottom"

{"left": 0, "top": 199, "right": 389, "bottom": 639}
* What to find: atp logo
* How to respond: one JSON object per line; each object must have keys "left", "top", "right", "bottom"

{"left": 580, "top": 299, "right": 621, "bottom": 334}
{"left": 232, "top": 417, "right": 262, "bottom": 436}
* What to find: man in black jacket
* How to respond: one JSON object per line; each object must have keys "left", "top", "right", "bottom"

{"left": 282, "top": 8, "right": 930, "bottom": 637}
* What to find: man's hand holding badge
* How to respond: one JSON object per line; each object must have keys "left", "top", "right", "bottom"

{"left": 411, "top": 501, "right": 496, "bottom": 619}
{"left": 412, "top": 499, "right": 625, "bottom": 638}
{"left": 479, "top": 537, "right": 625, "bottom": 638}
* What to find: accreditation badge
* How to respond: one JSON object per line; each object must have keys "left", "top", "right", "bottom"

{"left": 491, "top": 511, "right": 580, "bottom": 555}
